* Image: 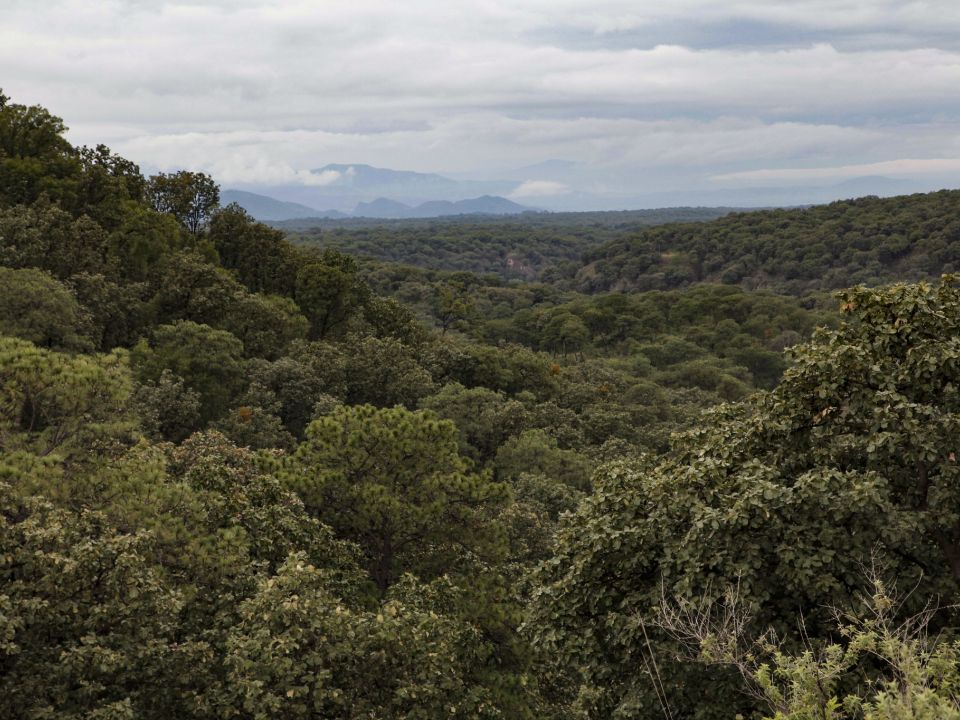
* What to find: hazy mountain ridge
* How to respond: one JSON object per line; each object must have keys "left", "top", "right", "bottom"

{"left": 220, "top": 190, "right": 349, "bottom": 221}
{"left": 354, "top": 195, "right": 534, "bottom": 218}
{"left": 224, "top": 188, "right": 535, "bottom": 221}
{"left": 227, "top": 159, "right": 944, "bottom": 215}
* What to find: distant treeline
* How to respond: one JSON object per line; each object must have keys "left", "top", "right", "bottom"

{"left": 577, "top": 190, "right": 960, "bottom": 294}
{"left": 284, "top": 207, "right": 737, "bottom": 279}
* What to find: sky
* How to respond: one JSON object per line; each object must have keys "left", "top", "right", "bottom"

{"left": 3, "top": 0, "right": 960, "bottom": 207}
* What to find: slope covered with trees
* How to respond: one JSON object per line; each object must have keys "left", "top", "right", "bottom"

{"left": 576, "top": 190, "right": 960, "bottom": 294}
{"left": 5, "top": 90, "right": 960, "bottom": 720}
{"left": 285, "top": 207, "right": 735, "bottom": 280}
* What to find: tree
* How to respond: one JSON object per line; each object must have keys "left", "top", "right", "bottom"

{"left": 147, "top": 170, "right": 220, "bottom": 235}
{"left": 494, "top": 429, "right": 592, "bottom": 490}
{"left": 221, "top": 292, "right": 309, "bottom": 359}
{"left": 132, "top": 369, "right": 202, "bottom": 443}
{"left": 131, "top": 321, "right": 246, "bottom": 424}
{"left": 208, "top": 203, "right": 300, "bottom": 295}
{"left": 657, "top": 575, "right": 960, "bottom": 719}
{"left": 528, "top": 278, "right": 960, "bottom": 719}
{"left": 243, "top": 356, "right": 331, "bottom": 438}
{"left": 0, "top": 266, "right": 95, "bottom": 351}
{"left": 420, "top": 382, "right": 529, "bottom": 464}
{"left": 107, "top": 204, "right": 184, "bottom": 280}
{"left": 339, "top": 334, "right": 436, "bottom": 408}
{"left": 542, "top": 311, "right": 589, "bottom": 358}
{"left": 67, "top": 272, "right": 151, "bottom": 350}
{"left": 212, "top": 403, "right": 296, "bottom": 451}
{"left": 294, "top": 251, "right": 369, "bottom": 339}
{"left": 0, "top": 336, "right": 133, "bottom": 459}
{"left": 281, "top": 404, "right": 509, "bottom": 591}
{"left": 433, "top": 280, "right": 477, "bottom": 335}
{"left": 148, "top": 251, "right": 242, "bottom": 326}
{"left": 0, "top": 484, "right": 196, "bottom": 720}
{"left": 73, "top": 143, "right": 147, "bottom": 229}
{"left": 362, "top": 295, "right": 429, "bottom": 347}
{"left": 224, "top": 559, "right": 497, "bottom": 720}
{"left": 0, "top": 198, "right": 107, "bottom": 279}
{"left": 0, "top": 93, "right": 79, "bottom": 207}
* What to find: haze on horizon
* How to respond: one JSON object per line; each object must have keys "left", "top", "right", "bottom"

{"left": 4, "top": 0, "right": 960, "bottom": 210}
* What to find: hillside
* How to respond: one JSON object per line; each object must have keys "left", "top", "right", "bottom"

{"left": 6, "top": 91, "right": 960, "bottom": 720}
{"left": 576, "top": 189, "right": 960, "bottom": 294}
{"left": 287, "top": 206, "right": 738, "bottom": 278}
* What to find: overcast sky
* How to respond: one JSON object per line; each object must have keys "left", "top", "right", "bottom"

{"left": 4, "top": 0, "right": 960, "bottom": 199}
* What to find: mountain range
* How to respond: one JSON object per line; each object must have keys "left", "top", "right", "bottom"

{"left": 222, "top": 189, "right": 534, "bottom": 222}
{"left": 222, "top": 161, "right": 949, "bottom": 222}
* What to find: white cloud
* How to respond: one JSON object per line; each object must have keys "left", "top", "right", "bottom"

{"left": 712, "top": 157, "right": 960, "bottom": 182}
{"left": 1, "top": 1, "right": 959, "bottom": 196}
{"left": 510, "top": 180, "right": 570, "bottom": 198}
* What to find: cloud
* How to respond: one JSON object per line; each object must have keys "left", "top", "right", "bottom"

{"left": 712, "top": 157, "right": 960, "bottom": 182}
{"left": 2, "top": 1, "right": 959, "bottom": 199}
{"left": 305, "top": 169, "right": 342, "bottom": 186}
{"left": 510, "top": 180, "right": 570, "bottom": 198}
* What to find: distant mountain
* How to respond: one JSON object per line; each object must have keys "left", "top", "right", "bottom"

{"left": 226, "top": 166, "right": 941, "bottom": 215}
{"left": 353, "top": 197, "right": 415, "bottom": 218}
{"left": 449, "top": 196, "right": 534, "bottom": 215}
{"left": 230, "top": 164, "right": 518, "bottom": 210}
{"left": 221, "top": 190, "right": 348, "bottom": 221}
{"left": 223, "top": 188, "right": 534, "bottom": 222}
{"left": 315, "top": 164, "right": 461, "bottom": 194}
{"left": 353, "top": 195, "right": 534, "bottom": 219}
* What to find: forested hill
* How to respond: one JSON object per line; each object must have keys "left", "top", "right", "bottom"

{"left": 8, "top": 90, "right": 960, "bottom": 720}
{"left": 576, "top": 189, "right": 960, "bottom": 294}
{"left": 285, "top": 206, "right": 737, "bottom": 279}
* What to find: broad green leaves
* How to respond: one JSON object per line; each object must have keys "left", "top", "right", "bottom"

{"left": 529, "top": 278, "right": 960, "bottom": 718}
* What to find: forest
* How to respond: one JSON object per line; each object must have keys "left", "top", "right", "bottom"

{"left": 4, "top": 91, "right": 960, "bottom": 719}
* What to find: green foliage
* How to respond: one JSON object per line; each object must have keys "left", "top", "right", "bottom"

{"left": 225, "top": 558, "right": 498, "bottom": 720}
{"left": 209, "top": 203, "right": 300, "bottom": 295}
{"left": 221, "top": 292, "right": 309, "bottom": 359}
{"left": 0, "top": 336, "right": 133, "bottom": 458}
{"left": 107, "top": 203, "right": 185, "bottom": 280}
{"left": 420, "top": 382, "right": 529, "bottom": 464}
{"left": 212, "top": 404, "right": 296, "bottom": 451}
{"left": 286, "top": 207, "right": 732, "bottom": 281}
{"left": 342, "top": 334, "right": 437, "bottom": 407}
{"left": 165, "top": 431, "right": 361, "bottom": 577}
{"left": 132, "top": 320, "right": 246, "bottom": 424}
{"left": 242, "top": 355, "right": 330, "bottom": 437}
{"left": 0, "top": 197, "right": 108, "bottom": 279}
{"left": 148, "top": 251, "right": 243, "bottom": 326}
{"left": 147, "top": 170, "right": 220, "bottom": 235}
{"left": 0, "top": 483, "right": 193, "bottom": 720}
{"left": 0, "top": 266, "right": 95, "bottom": 351}
{"left": 294, "top": 250, "right": 370, "bottom": 339}
{"left": 67, "top": 272, "right": 151, "bottom": 350}
{"left": 579, "top": 191, "right": 960, "bottom": 294}
{"left": 434, "top": 279, "right": 479, "bottom": 334}
{"left": 73, "top": 143, "right": 147, "bottom": 229}
{"left": 13, "top": 90, "right": 960, "bottom": 720}
{"left": 0, "top": 96, "right": 79, "bottom": 207}
{"left": 282, "top": 404, "right": 509, "bottom": 591}
{"left": 748, "top": 581, "right": 960, "bottom": 719}
{"left": 528, "top": 277, "right": 960, "bottom": 718}
{"left": 495, "top": 429, "right": 592, "bottom": 490}
{"left": 132, "top": 369, "right": 202, "bottom": 442}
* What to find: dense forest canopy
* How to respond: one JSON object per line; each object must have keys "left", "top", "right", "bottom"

{"left": 283, "top": 208, "right": 736, "bottom": 280}
{"left": 4, "top": 91, "right": 960, "bottom": 719}
{"left": 575, "top": 191, "right": 960, "bottom": 294}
